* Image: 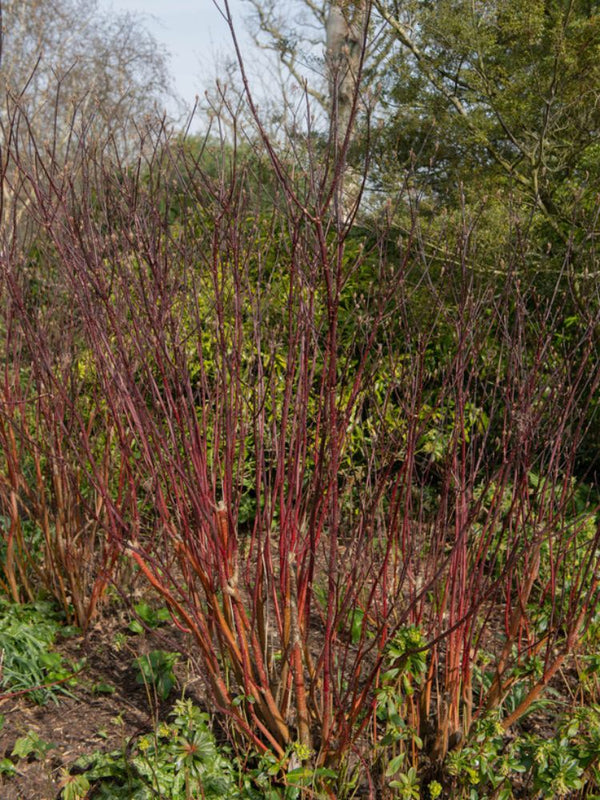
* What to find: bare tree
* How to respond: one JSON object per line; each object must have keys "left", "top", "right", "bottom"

{"left": 0, "top": 0, "right": 173, "bottom": 241}
{"left": 0, "top": 0, "right": 171, "bottom": 154}
{"left": 243, "top": 0, "right": 368, "bottom": 124}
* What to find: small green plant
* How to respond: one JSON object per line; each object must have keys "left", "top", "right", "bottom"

{"left": 65, "top": 698, "right": 240, "bottom": 799}
{"left": 62, "top": 699, "right": 340, "bottom": 799}
{"left": 376, "top": 626, "right": 427, "bottom": 781}
{"left": 133, "top": 649, "right": 179, "bottom": 701}
{"left": 59, "top": 771, "right": 91, "bottom": 800}
{"left": 0, "top": 757, "right": 16, "bottom": 777}
{"left": 237, "top": 744, "right": 338, "bottom": 799}
{"left": 427, "top": 781, "right": 442, "bottom": 799}
{"left": 128, "top": 601, "right": 170, "bottom": 634}
{"left": 12, "top": 730, "right": 55, "bottom": 760}
{"left": 390, "top": 765, "right": 421, "bottom": 798}
{"left": 0, "top": 714, "right": 16, "bottom": 777}
{"left": 445, "top": 713, "right": 517, "bottom": 798}
{"left": 516, "top": 706, "right": 600, "bottom": 799}
{"left": 518, "top": 735, "right": 584, "bottom": 798}
{"left": 0, "top": 597, "right": 81, "bottom": 704}
{"left": 91, "top": 681, "right": 116, "bottom": 695}
{"left": 444, "top": 704, "right": 600, "bottom": 799}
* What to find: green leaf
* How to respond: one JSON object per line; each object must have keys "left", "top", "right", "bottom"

{"left": 12, "top": 731, "right": 54, "bottom": 760}
{"left": 386, "top": 753, "right": 406, "bottom": 776}
{"left": 0, "top": 757, "right": 16, "bottom": 776}
{"left": 61, "top": 773, "right": 91, "bottom": 800}
{"left": 349, "top": 608, "right": 364, "bottom": 644}
{"left": 92, "top": 681, "right": 116, "bottom": 694}
{"left": 134, "top": 650, "right": 179, "bottom": 700}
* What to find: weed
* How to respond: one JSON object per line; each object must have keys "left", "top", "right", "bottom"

{"left": 12, "top": 731, "right": 55, "bottom": 761}
{"left": 0, "top": 597, "right": 82, "bottom": 704}
{"left": 128, "top": 601, "right": 170, "bottom": 634}
{"left": 0, "top": 758, "right": 16, "bottom": 777}
{"left": 65, "top": 698, "right": 240, "bottom": 799}
{"left": 59, "top": 772, "right": 91, "bottom": 800}
{"left": 376, "top": 627, "right": 427, "bottom": 779}
{"left": 237, "top": 745, "right": 338, "bottom": 799}
{"left": 443, "top": 703, "right": 600, "bottom": 799}
{"left": 0, "top": 715, "right": 16, "bottom": 777}
{"left": 133, "top": 650, "right": 179, "bottom": 701}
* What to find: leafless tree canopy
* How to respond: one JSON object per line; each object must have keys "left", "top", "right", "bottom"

{"left": 0, "top": 0, "right": 171, "bottom": 153}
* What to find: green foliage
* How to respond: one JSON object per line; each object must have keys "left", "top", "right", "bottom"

{"left": 381, "top": 626, "right": 428, "bottom": 697}
{"left": 446, "top": 713, "right": 522, "bottom": 798}
{"left": 63, "top": 696, "right": 341, "bottom": 799}
{"left": 428, "top": 781, "right": 442, "bottom": 799}
{"left": 133, "top": 650, "right": 179, "bottom": 701}
{"left": 444, "top": 704, "right": 600, "bottom": 798}
{"left": 238, "top": 745, "right": 338, "bottom": 799}
{"left": 66, "top": 699, "right": 240, "bottom": 799}
{"left": 418, "top": 401, "right": 489, "bottom": 465}
{"left": 59, "top": 772, "right": 91, "bottom": 800}
{"left": 11, "top": 731, "right": 55, "bottom": 761}
{"left": 518, "top": 735, "right": 585, "bottom": 798}
{"left": 128, "top": 601, "right": 171, "bottom": 634}
{"left": 91, "top": 681, "right": 116, "bottom": 695}
{"left": 0, "top": 516, "right": 44, "bottom": 592}
{"left": 374, "top": 0, "right": 600, "bottom": 215}
{"left": 389, "top": 765, "right": 421, "bottom": 798}
{"left": 0, "top": 758, "right": 16, "bottom": 777}
{"left": 0, "top": 597, "right": 81, "bottom": 704}
{"left": 376, "top": 627, "right": 428, "bottom": 782}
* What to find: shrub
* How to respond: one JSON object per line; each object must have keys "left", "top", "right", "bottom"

{"left": 3, "top": 48, "right": 600, "bottom": 797}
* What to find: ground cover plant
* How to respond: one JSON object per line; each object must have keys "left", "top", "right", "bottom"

{"left": 0, "top": 597, "right": 80, "bottom": 704}
{"left": 3, "top": 3, "right": 600, "bottom": 798}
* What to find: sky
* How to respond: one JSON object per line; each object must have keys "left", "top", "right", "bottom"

{"left": 106, "top": 0, "right": 252, "bottom": 122}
